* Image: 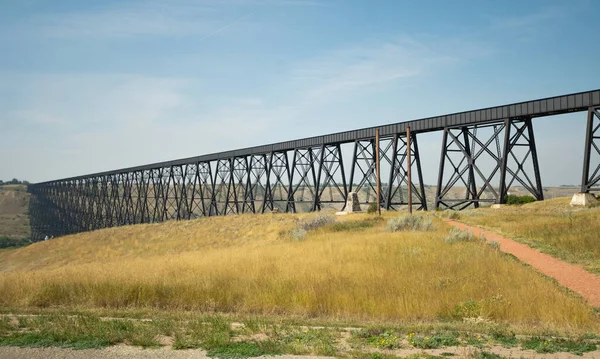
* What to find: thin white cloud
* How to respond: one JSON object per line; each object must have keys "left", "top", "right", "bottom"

{"left": 288, "top": 36, "right": 487, "bottom": 103}
{"left": 489, "top": 6, "right": 563, "bottom": 30}
{"left": 23, "top": 0, "right": 320, "bottom": 39}
{"left": 36, "top": 2, "right": 219, "bottom": 38}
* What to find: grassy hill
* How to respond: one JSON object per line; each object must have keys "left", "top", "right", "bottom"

{"left": 0, "top": 184, "right": 30, "bottom": 246}
{"left": 459, "top": 197, "right": 600, "bottom": 274}
{"left": 0, "top": 208, "right": 597, "bottom": 333}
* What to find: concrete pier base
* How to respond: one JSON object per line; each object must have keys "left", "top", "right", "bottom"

{"left": 570, "top": 193, "right": 599, "bottom": 207}
{"left": 345, "top": 192, "right": 362, "bottom": 213}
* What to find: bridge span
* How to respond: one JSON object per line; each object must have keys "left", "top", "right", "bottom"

{"left": 28, "top": 90, "right": 600, "bottom": 241}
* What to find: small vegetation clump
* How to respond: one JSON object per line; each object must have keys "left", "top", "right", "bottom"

{"left": 291, "top": 214, "right": 335, "bottom": 240}
{"left": 505, "top": 194, "right": 536, "bottom": 205}
{"left": 410, "top": 333, "right": 460, "bottom": 349}
{"left": 386, "top": 214, "right": 434, "bottom": 232}
{"left": 367, "top": 202, "right": 378, "bottom": 214}
{"left": 0, "top": 237, "right": 31, "bottom": 249}
{"left": 331, "top": 217, "right": 381, "bottom": 232}
{"left": 443, "top": 228, "right": 483, "bottom": 244}
{"left": 364, "top": 330, "right": 402, "bottom": 349}
{"left": 436, "top": 210, "right": 461, "bottom": 220}
{"left": 521, "top": 337, "right": 597, "bottom": 355}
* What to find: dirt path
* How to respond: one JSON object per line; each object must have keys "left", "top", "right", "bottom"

{"left": 2, "top": 345, "right": 600, "bottom": 359}
{"left": 0, "top": 346, "right": 332, "bottom": 359}
{"left": 448, "top": 221, "right": 600, "bottom": 307}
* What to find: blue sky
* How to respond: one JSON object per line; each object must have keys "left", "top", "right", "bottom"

{"left": 0, "top": 0, "right": 598, "bottom": 185}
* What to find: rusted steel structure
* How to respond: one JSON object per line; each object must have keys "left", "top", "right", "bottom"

{"left": 28, "top": 90, "right": 600, "bottom": 241}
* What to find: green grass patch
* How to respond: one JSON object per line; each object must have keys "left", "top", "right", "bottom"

{"left": 521, "top": 337, "right": 597, "bottom": 355}
{"left": 505, "top": 195, "right": 536, "bottom": 205}
{"left": 365, "top": 330, "right": 402, "bottom": 349}
{"left": 0, "top": 314, "right": 166, "bottom": 350}
{"left": 331, "top": 219, "right": 378, "bottom": 232}
{"left": 0, "top": 237, "right": 31, "bottom": 249}
{"left": 410, "top": 333, "right": 460, "bottom": 349}
{"left": 207, "top": 341, "right": 282, "bottom": 358}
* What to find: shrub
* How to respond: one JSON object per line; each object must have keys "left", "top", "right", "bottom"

{"left": 291, "top": 228, "right": 307, "bottom": 241}
{"left": 299, "top": 214, "right": 335, "bottom": 231}
{"left": 0, "top": 237, "right": 31, "bottom": 249}
{"left": 443, "top": 228, "right": 483, "bottom": 244}
{"left": 505, "top": 195, "right": 536, "bottom": 205}
{"left": 488, "top": 240, "right": 500, "bottom": 251}
{"left": 290, "top": 214, "right": 335, "bottom": 240}
{"left": 367, "top": 202, "right": 378, "bottom": 214}
{"left": 386, "top": 215, "right": 433, "bottom": 232}
{"left": 436, "top": 210, "right": 460, "bottom": 220}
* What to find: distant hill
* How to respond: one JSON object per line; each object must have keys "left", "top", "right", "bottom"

{"left": 0, "top": 184, "right": 30, "bottom": 240}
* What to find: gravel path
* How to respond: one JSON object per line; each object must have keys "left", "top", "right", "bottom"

{"left": 448, "top": 221, "right": 600, "bottom": 307}
{"left": 0, "top": 346, "right": 332, "bottom": 359}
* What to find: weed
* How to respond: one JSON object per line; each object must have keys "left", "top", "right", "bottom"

{"left": 443, "top": 228, "right": 482, "bottom": 244}
{"left": 452, "top": 299, "right": 482, "bottom": 319}
{"left": 367, "top": 202, "right": 378, "bottom": 214}
{"left": 386, "top": 215, "right": 434, "bottom": 232}
{"left": 291, "top": 214, "right": 335, "bottom": 240}
{"left": 331, "top": 219, "right": 375, "bottom": 232}
{"left": 207, "top": 341, "right": 282, "bottom": 358}
{"left": 346, "top": 351, "right": 400, "bottom": 359}
{"left": 521, "top": 337, "right": 597, "bottom": 355}
{"left": 172, "top": 314, "right": 232, "bottom": 350}
{"left": 242, "top": 317, "right": 269, "bottom": 334}
{"left": 299, "top": 214, "right": 335, "bottom": 231}
{"left": 489, "top": 328, "right": 518, "bottom": 348}
{"left": 0, "top": 315, "right": 149, "bottom": 349}
{"left": 437, "top": 210, "right": 461, "bottom": 220}
{"left": 488, "top": 241, "right": 500, "bottom": 251}
{"left": 284, "top": 328, "right": 338, "bottom": 356}
{"left": 291, "top": 228, "right": 308, "bottom": 240}
{"left": 366, "top": 330, "right": 402, "bottom": 349}
{"left": 410, "top": 333, "right": 459, "bottom": 349}
{"left": 477, "top": 352, "right": 504, "bottom": 359}
{"left": 505, "top": 195, "right": 536, "bottom": 205}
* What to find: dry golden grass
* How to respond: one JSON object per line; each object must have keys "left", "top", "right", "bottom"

{"left": 460, "top": 198, "right": 600, "bottom": 274}
{"left": 0, "top": 212, "right": 598, "bottom": 332}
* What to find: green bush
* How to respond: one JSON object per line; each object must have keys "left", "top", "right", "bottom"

{"left": 505, "top": 194, "right": 536, "bottom": 205}
{"left": 0, "top": 237, "right": 31, "bottom": 249}
{"left": 436, "top": 210, "right": 460, "bottom": 220}
{"left": 443, "top": 228, "right": 484, "bottom": 244}
{"left": 290, "top": 214, "right": 335, "bottom": 240}
{"left": 367, "top": 202, "right": 378, "bottom": 214}
{"left": 386, "top": 215, "right": 433, "bottom": 232}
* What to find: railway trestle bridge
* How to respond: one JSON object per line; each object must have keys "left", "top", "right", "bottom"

{"left": 28, "top": 90, "right": 600, "bottom": 241}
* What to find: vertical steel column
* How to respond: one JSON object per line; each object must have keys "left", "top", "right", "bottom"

{"left": 462, "top": 127, "right": 479, "bottom": 208}
{"left": 385, "top": 134, "right": 399, "bottom": 210}
{"left": 498, "top": 118, "right": 511, "bottom": 204}
{"left": 412, "top": 134, "right": 428, "bottom": 211}
{"left": 581, "top": 107, "right": 600, "bottom": 193}
{"left": 525, "top": 118, "right": 543, "bottom": 200}
{"left": 435, "top": 129, "right": 449, "bottom": 209}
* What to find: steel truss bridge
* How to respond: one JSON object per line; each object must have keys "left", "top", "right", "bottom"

{"left": 28, "top": 90, "right": 600, "bottom": 241}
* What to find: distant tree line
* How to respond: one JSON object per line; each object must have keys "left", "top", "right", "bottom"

{"left": 0, "top": 178, "right": 30, "bottom": 186}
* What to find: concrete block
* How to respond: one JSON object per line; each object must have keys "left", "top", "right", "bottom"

{"left": 345, "top": 192, "right": 362, "bottom": 213}
{"left": 570, "top": 193, "right": 599, "bottom": 207}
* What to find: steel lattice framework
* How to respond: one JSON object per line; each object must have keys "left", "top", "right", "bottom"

{"left": 28, "top": 90, "right": 600, "bottom": 241}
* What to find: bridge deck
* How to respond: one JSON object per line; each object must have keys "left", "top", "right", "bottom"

{"left": 36, "top": 89, "right": 600, "bottom": 184}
